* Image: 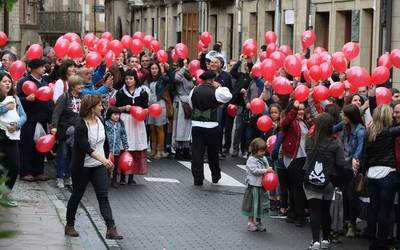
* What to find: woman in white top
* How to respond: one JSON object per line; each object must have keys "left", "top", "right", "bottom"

{"left": 65, "top": 95, "right": 123, "bottom": 240}
{"left": 53, "top": 59, "right": 77, "bottom": 103}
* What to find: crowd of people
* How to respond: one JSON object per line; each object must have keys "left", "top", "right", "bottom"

{"left": 0, "top": 36, "right": 400, "bottom": 250}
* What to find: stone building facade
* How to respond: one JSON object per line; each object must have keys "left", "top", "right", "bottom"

{"left": 106, "top": 0, "right": 400, "bottom": 88}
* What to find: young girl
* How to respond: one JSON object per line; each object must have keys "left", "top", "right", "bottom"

{"left": 241, "top": 138, "right": 273, "bottom": 232}
{"left": 105, "top": 107, "right": 129, "bottom": 188}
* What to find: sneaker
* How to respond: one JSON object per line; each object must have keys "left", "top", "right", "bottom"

{"left": 57, "top": 178, "right": 65, "bottom": 188}
{"left": 321, "top": 239, "right": 330, "bottom": 249}
{"left": 247, "top": 222, "right": 258, "bottom": 232}
{"left": 308, "top": 241, "right": 321, "bottom": 250}
{"left": 1, "top": 194, "right": 18, "bottom": 207}
{"left": 64, "top": 177, "right": 72, "bottom": 187}
{"left": 231, "top": 150, "right": 238, "bottom": 157}
{"left": 256, "top": 222, "right": 266, "bottom": 232}
{"left": 119, "top": 179, "right": 127, "bottom": 185}
{"left": 5, "top": 200, "right": 18, "bottom": 207}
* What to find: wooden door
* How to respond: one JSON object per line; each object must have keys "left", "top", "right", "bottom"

{"left": 182, "top": 13, "right": 198, "bottom": 60}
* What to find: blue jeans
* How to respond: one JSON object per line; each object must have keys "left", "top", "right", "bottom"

{"left": 367, "top": 171, "right": 399, "bottom": 242}
{"left": 232, "top": 106, "right": 247, "bottom": 155}
{"left": 56, "top": 141, "right": 71, "bottom": 178}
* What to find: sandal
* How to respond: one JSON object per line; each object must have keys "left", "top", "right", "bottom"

{"left": 21, "top": 175, "right": 35, "bottom": 182}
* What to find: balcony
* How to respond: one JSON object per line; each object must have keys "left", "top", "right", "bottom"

{"left": 37, "top": 11, "right": 82, "bottom": 34}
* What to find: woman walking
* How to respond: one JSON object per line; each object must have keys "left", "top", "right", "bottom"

{"left": 65, "top": 95, "right": 122, "bottom": 239}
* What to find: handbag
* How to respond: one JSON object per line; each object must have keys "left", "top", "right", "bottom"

{"left": 181, "top": 101, "right": 192, "bottom": 119}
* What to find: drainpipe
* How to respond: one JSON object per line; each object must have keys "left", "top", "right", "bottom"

{"left": 274, "top": 0, "right": 281, "bottom": 45}
{"left": 385, "top": 0, "right": 392, "bottom": 53}
{"left": 82, "top": 0, "right": 85, "bottom": 36}
{"left": 165, "top": 5, "right": 168, "bottom": 46}
{"left": 235, "top": 0, "right": 243, "bottom": 56}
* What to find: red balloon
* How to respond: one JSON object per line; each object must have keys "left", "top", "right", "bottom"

{"left": 121, "top": 35, "right": 132, "bottom": 49}
{"left": 54, "top": 38, "right": 70, "bottom": 58}
{"left": 188, "top": 59, "right": 201, "bottom": 76}
{"left": 270, "top": 51, "right": 286, "bottom": 68}
{"left": 259, "top": 51, "right": 268, "bottom": 62}
{"left": 35, "top": 134, "right": 56, "bottom": 153}
{"left": 320, "top": 62, "right": 333, "bottom": 81}
{"left": 272, "top": 76, "right": 293, "bottom": 95}
{"left": 346, "top": 66, "right": 371, "bottom": 87}
{"left": 171, "top": 48, "right": 179, "bottom": 62}
{"left": 262, "top": 171, "right": 279, "bottom": 191}
{"left": 110, "top": 39, "right": 123, "bottom": 56}
{"left": 284, "top": 55, "right": 301, "bottom": 77}
{"left": 320, "top": 51, "right": 332, "bottom": 62}
{"left": 376, "top": 87, "right": 392, "bottom": 105}
{"left": 96, "top": 38, "right": 110, "bottom": 56}
{"left": 130, "top": 106, "right": 148, "bottom": 121}
{"left": 342, "top": 42, "right": 360, "bottom": 61}
{"left": 307, "top": 53, "right": 323, "bottom": 69}
{"left": 294, "top": 53, "right": 305, "bottom": 62}
{"left": 175, "top": 43, "right": 189, "bottom": 59}
{"left": 313, "top": 47, "right": 326, "bottom": 54}
{"left": 132, "top": 32, "right": 145, "bottom": 41}
{"left": 200, "top": 32, "right": 212, "bottom": 46}
{"left": 22, "top": 81, "right": 38, "bottom": 96}
{"left": 251, "top": 63, "right": 262, "bottom": 78}
{"left": 329, "top": 82, "right": 345, "bottom": 98}
{"left": 250, "top": 98, "right": 265, "bottom": 114}
{"left": 35, "top": 86, "right": 53, "bottom": 101}
{"left": 68, "top": 41, "right": 83, "bottom": 58}
{"left": 378, "top": 53, "right": 392, "bottom": 69}
{"left": 391, "top": 49, "right": 400, "bottom": 68}
{"left": 26, "top": 44, "right": 43, "bottom": 60}
{"left": 64, "top": 33, "right": 81, "bottom": 43}
{"left": 301, "top": 30, "right": 316, "bottom": 49}
{"left": 344, "top": 80, "right": 358, "bottom": 94}
{"left": 149, "top": 103, "right": 162, "bottom": 117}
{"left": 242, "top": 40, "right": 257, "bottom": 58}
{"left": 279, "top": 45, "right": 293, "bottom": 56}
{"left": 195, "top": 69, "right": 205, "bottom": 84}
{"left": 9, "top": 60, "right": 26, "bottom": 81}
{"left": 294, "top": 85, "right": 309, "bottom": 102}
{"left": 257, "top": 115, "right": 273, "bottom": 132}
{"left": 83, "top": 33, "right": 97, "bottom": 48}
{"left": 313, "top": 85, "right": 329, "bottom": 101}
{"left": 109, "top": 96, "right": 116, "bottom": 107}
{"left": 105, "top": 50, "right": 115, "bottom": 68}
{"left": 118, "top": 151, "right": 134, "bottom": 173}
{"left": 0, "top": 31, "right": 8, "bottom": 47}
{"left": 85, "top": 51, "right": 102, "bottom": 68}
{"left": 266, "top": 43, "right": 277, "bottom": 56}
{"left": 264, "top": 31, "right": 277, "bottom": 44}
{"left": 371, "top": 66, "right": 390, "bottom": 85}
{"left": 261, "top": 58, "right": 277, "bottom": 81}
{"left": 101, "top": 32, "right": 113, "bottom": 41}
{"left": 198, "top": 40, "right": 206, "bottom": 52}
{"left": 227, "top": 104, "right": 238, "bottom": 117}
{"left": 332, "top": 52, "right": 348, "bottom": 73}
{"left": 266, "top": 135, "right": 277, "bottom": 154}
{"left": 130, "top": 38, "right": 143, "bottom": 56}
{"left": 303, "top": 69, "right": 312, "bottom": 84}
{"left": 143, "top": 35, "right": 154, "bottom": 49}
{"left": 156, "top": 50, "right": 168, "bottom": 64}
{"left": 150, "top": 40, "right": 161, "bottom": 52}
{"left": 309, "top": 65, "right": 322, "bottom": 81}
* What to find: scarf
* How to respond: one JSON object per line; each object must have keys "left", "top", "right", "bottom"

{"left": 122, "top": 85, "right": 143, "bottom": 104}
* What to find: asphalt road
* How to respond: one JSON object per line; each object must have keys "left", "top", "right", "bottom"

{"left": 83, "top": 156, "right": 369, "bottom": 250}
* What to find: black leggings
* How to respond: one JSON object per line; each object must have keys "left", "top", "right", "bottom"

{"left": 0, "top": 130, "right": 20, "bottom": 190}
{"left": 66, "top": 165, "right": 115, "bottom": 228}
{"left": 287, "top": 157, "right": 307, "bottom": 219}
{"left": 309, "top": 198, "right": 332, "bottom": 242}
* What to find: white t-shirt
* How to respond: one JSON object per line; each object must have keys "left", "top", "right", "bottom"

{"left": 0, "top": 96, "right": 20, "bottom": 140}
{"left": 53, "top": 79, "right": 67, "bottom": 103}
{"left": 84, "top": 118, "right": 106, "bottom": 168}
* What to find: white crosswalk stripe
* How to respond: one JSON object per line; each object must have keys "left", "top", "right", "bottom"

{"left": 236, "top": 164, "right": 246, "bottom": 171}
{"left": 144, "top": 177, "right": 180, "bottom": 183}
{"left": 178, "top": 161, "right": 245, "bottom": 187}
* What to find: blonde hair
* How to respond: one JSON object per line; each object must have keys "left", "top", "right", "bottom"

{"left": 249, "top": 138, "right": 266, "bottom": 155}
{"left": 67, "top": 75, "right": 83, "bottom": 89}
{"left": 367, "top": 105, "right": 393, "bottom": 142}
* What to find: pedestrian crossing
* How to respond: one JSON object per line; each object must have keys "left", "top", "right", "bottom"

{"left": 143, "top": 159, "right": 248, "bottom": 187}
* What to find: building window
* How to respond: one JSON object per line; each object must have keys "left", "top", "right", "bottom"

{"left": 152, "top": 18, "right": 155, "bottom": 37}
{"left": 249, "top": 12, "right": 258, "bottom": 41}
{"left": 265, "top": 11, "right": 275, "bottom": 32}
{"left": 227, "top": 14, "right": 234, "bottom": 60}
{"left": 315, "top": 12, "right": 330, "bottom": 50}
{"left": 210, "top": 15, "right": 218, "bottom": 42}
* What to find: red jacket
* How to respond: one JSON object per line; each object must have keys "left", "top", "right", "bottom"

{"left": 281, "top": 107, "right": 308, "bottom": 159}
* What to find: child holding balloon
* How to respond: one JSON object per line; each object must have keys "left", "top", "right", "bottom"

{"left": 241, "top": 138, "right": 274, "bottom": 232}
{"left": 104, "top": 107, "right": 129, "bottom": 188}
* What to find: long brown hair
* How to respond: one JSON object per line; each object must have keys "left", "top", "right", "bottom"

{"left": 0, "top": 71, "right": 15, "bottom": 100}
{"left": 310, "top": 113, "right": 334, "bottom": 150}
{"left": 79, "top": 95, "right": 102, "bottom": 118}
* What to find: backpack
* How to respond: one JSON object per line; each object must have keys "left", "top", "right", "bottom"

{"left": 304, "top": 142, "right": 331, "bottom": 189}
